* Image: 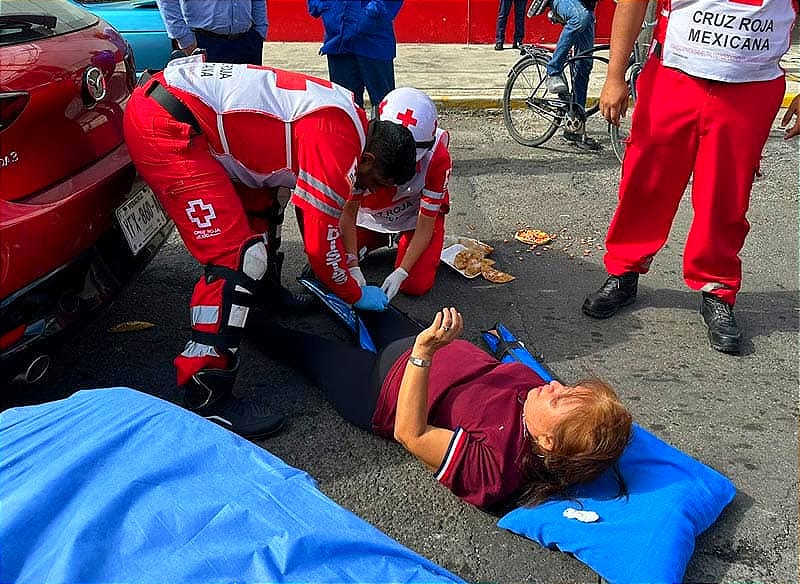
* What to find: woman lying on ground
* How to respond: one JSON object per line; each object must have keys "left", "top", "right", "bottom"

{"left": 249, "top": 307, "right": 633, "bottom": 510}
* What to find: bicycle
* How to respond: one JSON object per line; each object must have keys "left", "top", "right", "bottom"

{"left": 502, "top": 4, "right": 654, "bottom": 163}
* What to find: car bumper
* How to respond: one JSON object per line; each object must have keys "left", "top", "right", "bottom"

{"left": 1, "top": 144, "right": 173, "bottom": 362}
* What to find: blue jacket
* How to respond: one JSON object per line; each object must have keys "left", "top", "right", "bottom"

{"left": 308, "top": 0, "right": 403, "bottom": 60}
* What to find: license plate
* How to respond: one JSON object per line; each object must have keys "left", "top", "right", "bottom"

{"left": 115, "top": 186, "right": 168, "bottom": 255}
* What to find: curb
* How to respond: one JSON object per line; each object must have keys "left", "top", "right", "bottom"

{"left": 424, "top": 93, "right": 798, "bottom": 110}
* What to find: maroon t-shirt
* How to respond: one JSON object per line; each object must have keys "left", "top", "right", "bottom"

{"left": 372, "top": 340, "right": 545, "bottom": 509}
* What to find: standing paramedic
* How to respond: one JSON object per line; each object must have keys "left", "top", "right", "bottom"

{"left": 124, "top": 59, "right": 416, "bottom": 438}
{"left": 339, "top": 87, "right": 452, "bottom": 301}
{"left": 583, "top": 0, "right": 798, "bottom": 354}
{"left": 308, "top": 0, "right": 404, "bottom": 111}
{"left": 157, "top": 0, "right": 267, "bottom": 64}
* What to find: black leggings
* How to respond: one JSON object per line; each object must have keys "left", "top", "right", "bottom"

{"left": 247, "top": 309, "right": 424, "bottom": 430}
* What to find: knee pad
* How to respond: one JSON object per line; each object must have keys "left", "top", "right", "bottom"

{"left": 240, "top": 237, "right": 268, "bottom": 282}
{"left": 189, "top": 237, "right": 267, "bottom": 351}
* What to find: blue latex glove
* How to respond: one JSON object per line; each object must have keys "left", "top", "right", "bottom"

{"left": 353, "top": 285, "right": 389, "bottom": 311}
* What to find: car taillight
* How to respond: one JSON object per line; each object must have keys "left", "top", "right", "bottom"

{"left": 0, "top": 92, "right": 29, "bottom": 132}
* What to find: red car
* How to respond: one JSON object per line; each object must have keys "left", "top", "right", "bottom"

{"left": 0, "top": 0, "right": 172, "bottom": 383}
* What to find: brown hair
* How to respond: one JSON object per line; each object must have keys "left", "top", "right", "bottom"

{"left": 516, "top": 378, "right": 633, "bottom": 507}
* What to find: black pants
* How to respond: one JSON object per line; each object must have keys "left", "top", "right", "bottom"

{"left": 247, "top": 309, "right": 423, "bottom": 430}
{"left": 195, "top": 28, "right": 263, "bottom": 65}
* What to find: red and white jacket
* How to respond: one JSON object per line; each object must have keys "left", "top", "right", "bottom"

{"left": 161, "top": 61, "right": 368, "bottom": 221}
{"left": 351, "top": 128, "right": 452, "bottom": 234}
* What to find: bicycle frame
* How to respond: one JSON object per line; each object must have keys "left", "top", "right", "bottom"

{"left": 517, "top": 43, "right": 609, "bottom": 122}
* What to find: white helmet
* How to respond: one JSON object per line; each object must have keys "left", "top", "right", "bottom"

{"left": 378, "top": 87, "right": 438, "bottom": 162}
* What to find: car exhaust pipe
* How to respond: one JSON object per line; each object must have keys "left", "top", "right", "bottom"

{"left": 12, "top": 354, "right": 50, "bottom": 384}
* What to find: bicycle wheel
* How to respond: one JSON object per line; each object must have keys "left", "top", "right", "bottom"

{"left": 609, "top": 64, "right": 641, "bottom": 164}
{"left": 502, "top": 54, "right": 565, "bottom": 147}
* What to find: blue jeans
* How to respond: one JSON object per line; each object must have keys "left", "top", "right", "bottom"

{"left": 495, "top": 0, "right": 526, "bottom": 44}
{"left": 327, "top": 54, "right": 395, "bottom": 110}
{"left": 546, "top": 0, "right": 595, "bottom": 111}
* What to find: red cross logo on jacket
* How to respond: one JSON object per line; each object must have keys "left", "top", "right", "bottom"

{"left": 186, "top": 199, "right": 216, "bottom": 229}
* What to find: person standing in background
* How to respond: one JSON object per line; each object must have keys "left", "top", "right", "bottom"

{"left": 583, "top": 0, "right": 798, "bottom": 354}
{"left": 544, "top": 0, "right": 600, "bottom": 149}
{"left": 494, "top": 0, "right": 527, "bottom": 50}
{"left": 308, "top": 0, "right": 404, "bottom": 111}
{"left": 157, "top": 0, "right": 267, "bottom": 65}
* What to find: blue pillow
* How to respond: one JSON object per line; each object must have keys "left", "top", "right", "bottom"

{"left": 498, "top": 424, "right": 736, "bottom": 584}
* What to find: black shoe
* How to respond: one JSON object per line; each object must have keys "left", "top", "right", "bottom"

{"left": 200, "top": 393, "right": 286, "bottom": 439}
{"left": 263, "top": 280, "right": 318, "bottom": 314}
{"left": 700, "top": 292, "right": 741, "bottom": 354}
{"left": 582, "top": 272, "right": 639, "bottom": 319}
{"left": 258, "top": 251, "right": 317, "bottom": 314}
{"left": 494, "top": 42, "right": 504, "bottom": 50}
{"left": 512, "top": 41, "right": 522, "bottom": 49}
{"left": 564, "top": 131, "right": 602, "bottom": 151}
{"left": 184, "top": 357, "right": 286, "bottom": 439}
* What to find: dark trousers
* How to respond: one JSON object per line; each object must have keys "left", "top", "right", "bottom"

{"left": 247, "top": 309, "right": 422, "bottom": 430}
{"left": 327, "top": 53, "right": 395, "bottom": 110}
{"left": 195, "top": 27, "right": 263, "bottom": 65}
{"left": 495, "top": 0, "right": 527, "bottom": 44}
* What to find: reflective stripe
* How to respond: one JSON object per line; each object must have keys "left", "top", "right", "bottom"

{"left": 293, "top": 185, "right": 342, "bottom": 218}
{"left": 422, "top": 188, "right": 445, "bottom": 200}
{"left": 701, "top": 282, "right": 726, "bottom": 292}
{"left": 298, "top": 169, "right": 346, "bottom": 207}
{"left": 191, "top": 306, "right": 220, "bottom": 325}
{"left": 180, "top": 340, "right": 221, "bottom": 358}
{"left": 420, "top": 200, "right": 441, "bottom": 213}
{"left": 217, "top": 113, "right": 230, "bottom": 154}
{"left": 228, "top": 305, "right": 249, "bottom": 328}
{"left": 285, "top": 122, "right": 292, "bottom": 169}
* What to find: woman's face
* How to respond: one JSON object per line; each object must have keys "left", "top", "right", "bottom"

{"left": 523, "top": 380, "right": 582, "bottom": 451}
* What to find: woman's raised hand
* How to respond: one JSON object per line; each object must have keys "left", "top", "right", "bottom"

{"left": 413, "top": 307, "right": 463, "bottom": 359}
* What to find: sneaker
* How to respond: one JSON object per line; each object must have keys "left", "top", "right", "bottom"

{"left": 546, "top": 74, "right": 568, "bottom": 94}
{"left": 700, "top": 292, "right": 741, "bottom": 354}
{"left": 564, "top": 130, "right": 602, "bottom": 151}
{"left": 512, "top": 41, "right": 522, "bottom": 49}
{"left": 494, "top": 42, "right": 504, "bottom": 51}
{"left": 582, "top": 272, "right": 639, "bottom": 319}
{"left": 201, "top": 393, "right": 286, "bottom": 439}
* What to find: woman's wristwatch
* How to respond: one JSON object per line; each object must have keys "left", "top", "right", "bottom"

{"left": 408, "top": 355, "right": 431, "bottom": 368}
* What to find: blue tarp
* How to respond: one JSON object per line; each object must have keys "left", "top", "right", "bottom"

{"left": 0, "top": 388, "right": 463, "bottom": 584}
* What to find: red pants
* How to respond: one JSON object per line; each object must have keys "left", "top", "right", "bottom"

{"left": 604, "top": 58, "right": 785, "bottom": 305}
{"left": 356, "top": 214, "right": 446, "bottom": 296}
{"left": 124, "top": 85, "right": 279, "bottom": 385}
{"left": 297, "top": 208, "right": 364, "bottom": 304}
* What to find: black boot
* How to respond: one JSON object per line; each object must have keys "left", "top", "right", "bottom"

{"left": 700, "top": 292, "right": 741, "bottom": 354}
{"left": 582, "top": 272, "right": 639, "bottom": 319}
{"left": 184, "top": 356, "right": 286, "bottom": 439}
{"left": 259, "top": 251, "right": 317, "bottom": 314}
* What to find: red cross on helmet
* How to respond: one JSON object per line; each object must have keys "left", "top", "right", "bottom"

{"left": 378, "top": 87, "right": 438, "bottom": 162}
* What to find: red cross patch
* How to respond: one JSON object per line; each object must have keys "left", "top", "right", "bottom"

{"left": 396, "top": 108, "right": 418, "bottom": 128}
{"left": 186, "top": 199, "right": 216, "bottom": 229}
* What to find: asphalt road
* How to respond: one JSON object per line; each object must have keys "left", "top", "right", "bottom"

{"left": 7, "top": 110, "right": 798, "bottom": 583}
